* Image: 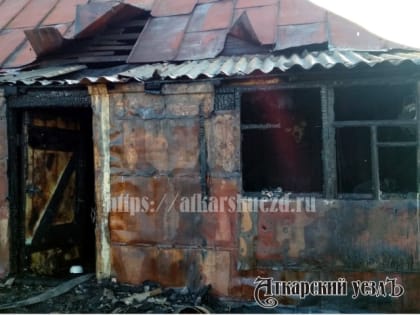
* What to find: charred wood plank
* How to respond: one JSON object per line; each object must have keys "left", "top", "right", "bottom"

{"left": 31, "top": 154, "right": 77, "bottom": 248}
{"left": 86, "top": 45, "right": 133, "bottom": 51}
{"left": 371, "top": 126, "right": 380, "bottom": 199}
{"left": 334, "top": 120, "right": 417, "bottom": 127}
{"left": 120, "top": 19, "right": 148, "bottom": 28}
{"left": 99, "top": 33, "right": 139, "bottom": 40}
{"left": 321, "top": 86, "right": 336, "bottom": 198}
{"left": 377, "top": 142, "right": 417, "bottom": 147}
{"left": 78, "top": 55, "right": 128, "bottom": 63}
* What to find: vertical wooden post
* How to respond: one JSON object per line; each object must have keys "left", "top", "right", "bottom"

{"left": 321, "top": 86, "right": 337, "bottom": 199}
{"left": 417, "top": 83, "right": 420, "bottom": 196}
{"left": 371, "top": 126, "right": 380, "bottom": 199}
{"left": 88, "top": 84, "right": 111, "bottom": 280}
{"left": 416, "top": 82, "right": 420, "bottom": 267}
{"left": 0, "top": 88, "right": 9, "bottom": 278}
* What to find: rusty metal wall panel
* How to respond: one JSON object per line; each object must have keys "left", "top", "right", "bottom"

{"left": 151, "top": 0, "right": 197, "bottom": 17}
{"left": 187, "top": 1, "right": 234, "bottom": 32}
{"left": 110, "top": 247, "right": 420, "bottom": 312}
{"left": 176, "top": 30, "right": 228, "bottom": 61}
{"left": 278, "top": 0, "right": 326, "bottom": 26}
{"left": 111, "top": 246, "right": 234, "bottom": 295}
{"left": 328, "top": 13, "right": 409, "bottom": 51}
{"left": 255, "top": 199, "right": 419, "bottom": 271}
{"left": 108, "top": 88, "right": 230, "bottom": 248}
{"left": 128, "top": 15, "right": 189, "bottom": 63}
{"left": 275, "top": 22, "right": 327, "bottom": 51}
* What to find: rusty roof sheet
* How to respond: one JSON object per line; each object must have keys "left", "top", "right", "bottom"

{"left": 275, "top": 22, "right": 327, "bottom": 51}
{"left": 176, "top": 30, "right": 228, "bottom": 61}
{"left": 3, "top": 51, "right": 420, "bottom": 85}
{"left": 151, "top": 0, "right": 197, "bottom": 17}
{"left": 278, "top": 0, "right": 326, "bottom": 26}
{"left": 187, "top": 1, "right": 234, "bottom": 32}
{"left": 128, "top": 15, "right": 190, "bottom": 63}
{"left": 0, "top": 0, "right": 418, "bottom": 70}
{"left": 246, "top": 5, "right": 278, "bottom": 45}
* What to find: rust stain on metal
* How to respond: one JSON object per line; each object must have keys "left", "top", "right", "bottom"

{"left": 24, "top": 27, "right": 64, "bottom": 57}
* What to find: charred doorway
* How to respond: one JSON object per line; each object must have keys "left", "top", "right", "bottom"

{"left": 8, "top": 91, "right": 96, "bottom": 277}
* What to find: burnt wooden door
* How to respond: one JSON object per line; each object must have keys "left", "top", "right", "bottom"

{"left": 21, "top": 110, "right": 94, "bottom": 275}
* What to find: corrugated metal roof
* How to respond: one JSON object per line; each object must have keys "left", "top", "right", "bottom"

{"left": 2, "top": 50, "right": 420, "bottom": 85}
{"left": 122, "top": 51, "right": 420, "bottom": 79}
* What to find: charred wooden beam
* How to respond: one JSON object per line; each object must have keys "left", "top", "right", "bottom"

{"left": 371, "top": 126, "right": 380, "bottom": 199}
{"left": 321, "top": 86, "right": 336, "bottom": 199}
{"left": 8, "top": 89, "right": 90, "bottom": 109}
{"left": 377, "top": 142, "right": 417, "bottom": 147}
{"left": 334, "top": 120, "right": 416, "bottom": 127}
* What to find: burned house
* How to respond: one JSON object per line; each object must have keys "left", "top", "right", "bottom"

{"left": 0, "top": 0, "right": 420, "bottom": 312}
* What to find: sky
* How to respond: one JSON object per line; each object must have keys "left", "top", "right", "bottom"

{"left": 310, "top": 0, "right": 420, "bottom": 49}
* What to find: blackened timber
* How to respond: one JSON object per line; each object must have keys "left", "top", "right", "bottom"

{"left": 78, "top": 55, "right": 128, "bottom": 63}
{"left": 8, "top": 89, "right": 90, "bottom": 109}
{"left": 6, "top": 108, "right": 22, "bottom": 273}
{"left": 199, "top": 103, "right": 208, "bottom": 199}
{"left": 321, "top": 86, "right": 336, "bottom": 198}
{"left": 334, "top": 120, "right": 416, "bottom": 127}
{"left": 377, "top": 142, "right": 417, "bottom": 147}
{"left": 371, "top": 126, "right": 380, "bottom": 199}
{"left": 99, "top": 33, "right": 139, "bottom": 40}
{"left": 417, "top": 82, "right": 420, "bottom": 195}
{"left": 31, "top": 154, "right": 77, "bottom": 249}
{"left": 86, "top": 45, "right": 133, "bottom": 51}
{"left": 416, "top": 83, "right": 420, "bottom": 267}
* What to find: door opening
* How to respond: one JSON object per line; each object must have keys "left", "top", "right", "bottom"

{"left": 12, "top": 108, "right": 96, "bottom": 277}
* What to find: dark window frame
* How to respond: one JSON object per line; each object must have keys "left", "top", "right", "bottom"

{"left": 217, "top": 77, "right": 420, "bottom": 200}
